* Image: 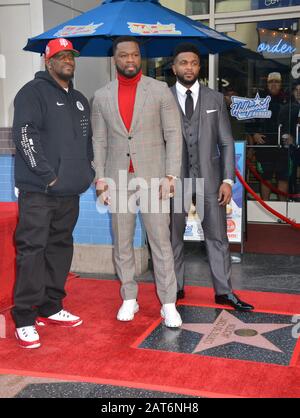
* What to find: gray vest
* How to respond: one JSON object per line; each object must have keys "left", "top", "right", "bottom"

{"left": 181, "top": 93, "right": 201, "bottom": 179}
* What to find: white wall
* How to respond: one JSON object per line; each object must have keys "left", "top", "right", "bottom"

{"left": 0, "top": 0, "right": 44, "bottom": 127}
{"left": 216, "top": 0, "right": 251, "bottom": 12}
{"left": 42, "top": 0, "right": 110, "bottom": 102}
{"left": 0, "top": 40, "right": 5, "bottom": 126}
{"left": 0, "top": 0, "right": 110, "bottom": 127}
{"left": 160, "top": 0, "right": 186, "bottom": 14}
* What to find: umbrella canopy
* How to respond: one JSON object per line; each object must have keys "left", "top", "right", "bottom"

{"left": 24, "top": 0, "right": 243, "bottom": 58}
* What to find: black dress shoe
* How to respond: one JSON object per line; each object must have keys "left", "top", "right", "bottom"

{"left": 215, "top": 293, "right": 254, "bottom": 311}
{"left": 177, "top": 289, "right": 185, "bottom": 300}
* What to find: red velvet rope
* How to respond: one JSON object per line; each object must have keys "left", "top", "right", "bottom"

{"left": 246, "top": 160, "right": 300, "bottom": 199}
{"left": 235, "top": 169, "right": 300, "bottom": 230}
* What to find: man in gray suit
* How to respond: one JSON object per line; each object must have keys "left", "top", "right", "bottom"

{"left": 171, "top": 43, "right": 254, "bottom": 311}
{"left": 92, "top": 36, "right": 183, "bottom": 327}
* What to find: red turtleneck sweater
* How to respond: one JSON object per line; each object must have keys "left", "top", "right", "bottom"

{"left": 118, "top": 70, "right": 142, "bottom": 173}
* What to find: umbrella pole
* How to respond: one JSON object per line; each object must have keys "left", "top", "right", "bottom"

{"left": 208, "top": 53, "right": 218, "bottom": 90}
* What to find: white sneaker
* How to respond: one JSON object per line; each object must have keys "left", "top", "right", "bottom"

{"left": 161, "top": 303, "right": 182, "bottom": 328}
{"left": 15, "top": 326, "right": 41, "bottom": 349}
{"left": 117, "top": 300, "right": 139, "bottom": 321}
{"left": 36, "top": 309, "right": 83, "bottom": 327}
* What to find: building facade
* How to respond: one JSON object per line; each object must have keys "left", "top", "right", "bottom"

{"left": 1, "top": 0, "right": 300, "bottom": 271}
{"left": 160, "top": 0, "right": 300, "bottom": 223}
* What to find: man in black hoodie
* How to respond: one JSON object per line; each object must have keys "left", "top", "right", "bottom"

{"left": 12, "top": 38, "right": 95, "bottom": 349}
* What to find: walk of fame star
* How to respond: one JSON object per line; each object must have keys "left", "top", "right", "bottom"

{"left": 181, "top": 310, "right": 293, "bottom": 353}
{"left": 137, "top": 306, "right": 299, "bottom": 366}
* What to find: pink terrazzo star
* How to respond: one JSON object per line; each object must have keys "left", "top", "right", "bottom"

{"left": 181, "top": 310, "right": 293, "bottom": 353}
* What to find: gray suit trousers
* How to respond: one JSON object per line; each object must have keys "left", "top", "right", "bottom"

{"left": 112, "top": 190, "right": 177, "bottom": 305}
{"left": 171, "top": 192, "right": 232, "bottom": 296}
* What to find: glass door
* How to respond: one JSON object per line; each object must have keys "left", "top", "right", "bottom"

{"left": 219, "top": 17, "right": 300, "bottom": 202}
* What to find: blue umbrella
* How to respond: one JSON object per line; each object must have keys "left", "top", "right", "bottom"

{"left": 24, "top": 0, "right": 243, "bottom": 57}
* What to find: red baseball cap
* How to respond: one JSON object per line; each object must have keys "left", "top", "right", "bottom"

{"left": 45, "top": 38, "right": 80, "bottom": 60}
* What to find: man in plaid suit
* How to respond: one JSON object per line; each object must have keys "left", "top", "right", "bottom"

{"left": 92, "top": 36, "right": 183, "bottom": 327}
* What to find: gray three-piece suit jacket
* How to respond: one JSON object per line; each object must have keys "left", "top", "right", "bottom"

{"left": 170, "top": 84, "right": 235, "bottom": 296}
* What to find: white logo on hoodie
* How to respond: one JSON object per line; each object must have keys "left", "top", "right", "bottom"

{"left": 77, "top": 101, "right": 84, "bottom": 111}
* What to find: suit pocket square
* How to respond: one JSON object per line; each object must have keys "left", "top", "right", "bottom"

{"left": 206, "top": 109, "right": 217, "bottom": 114}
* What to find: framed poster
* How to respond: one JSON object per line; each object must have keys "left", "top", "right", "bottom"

{"left": 184, "top": 141, "right": 246, "bottom": 244}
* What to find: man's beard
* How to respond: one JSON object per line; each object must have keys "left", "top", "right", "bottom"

{"left": 116, "top": 63, "right": 142, "bottom": 79}
{"left": 57, "top": 70, "right": 74, "bottom": 82}
{"left": 176, "top": 73, "right": 199, "bottom": 87}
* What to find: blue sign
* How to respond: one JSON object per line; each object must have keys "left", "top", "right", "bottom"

{"left": 233, "top": 142, "right": 245, "bottom": 210}
{"left": 253, "top": 0, "right": 300, "bottom": 8}
{"left": 257, "top": 39, "right": 296, "bottom": 55}
{"left": 230, "top": 93, "right": 272, "bottom": 121}
{"left": 226, "top": 141, "right": 246, "bottom": 244}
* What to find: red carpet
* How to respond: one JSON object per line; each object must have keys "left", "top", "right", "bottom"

{"left": 0, "top": 278, "right": 300, "bottom": 398}
{"left": 0, "top": 203, "right": 18, "bottom": 311}
{"left": 231, "top": 223, "right": 300, "bottom": 255}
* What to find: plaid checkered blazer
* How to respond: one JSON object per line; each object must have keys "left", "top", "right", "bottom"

{"left": 92, "top": 75, "right": 182, "bottom": 188}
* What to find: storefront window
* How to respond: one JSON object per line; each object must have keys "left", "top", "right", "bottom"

{"left": 160, "top": 0, "right": 209, "bottom": 15}
{"left": 219, "top": 18, "right": 300, "bottom": 201}
{"left": 216, "top": 0, "right": 300, "bottom": 13}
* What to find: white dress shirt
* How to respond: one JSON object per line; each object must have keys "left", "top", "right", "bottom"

{"left": 175, "top": 80, "right": 233, "bottom": 187}
{"left": 176, "top": 80, "right": 200, "bottom": 115}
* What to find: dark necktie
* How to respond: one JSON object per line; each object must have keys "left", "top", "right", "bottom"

{"left": 185, "top": 89, "right": 194, "bottom": 120}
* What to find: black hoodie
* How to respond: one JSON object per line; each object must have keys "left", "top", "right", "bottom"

{"left": 13, "top": 71, "right": 95, "bottom": 196}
